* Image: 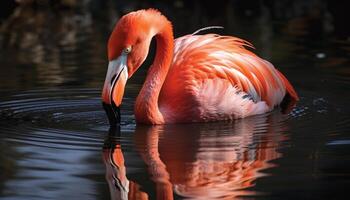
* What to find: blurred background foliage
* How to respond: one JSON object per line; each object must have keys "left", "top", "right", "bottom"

{"left": 0, "top": 0, "right": 349, "bottom": 91}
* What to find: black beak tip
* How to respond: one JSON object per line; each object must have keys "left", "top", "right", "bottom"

{"left": 102, "top": 102, "right": 121, "bottom": 126}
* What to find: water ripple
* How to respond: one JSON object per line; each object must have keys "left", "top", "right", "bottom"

{"left": 1, "top": 87, "right": 342, "bottom": 200}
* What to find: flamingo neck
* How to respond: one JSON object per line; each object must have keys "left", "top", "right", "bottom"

{"left": 135, "top": 22, "right": 174, "bottom": 124}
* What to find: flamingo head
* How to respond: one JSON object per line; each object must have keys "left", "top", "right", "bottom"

{"left": 102, "top": 9, "right": 160, "bottom": 125}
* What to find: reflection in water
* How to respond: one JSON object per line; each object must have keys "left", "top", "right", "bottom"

{"left": 103, "top": 113, "right": 287, "bottom": 199}
{"left": 103, "top": 126, "right": 130, "bottom": 200}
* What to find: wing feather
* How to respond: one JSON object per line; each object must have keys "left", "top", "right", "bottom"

{"left": 170, "top": 34, "right": 298, "bottom": 108}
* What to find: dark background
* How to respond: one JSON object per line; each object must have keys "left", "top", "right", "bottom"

{"left": 0, "top": 0, "right": 349, "bottom": 92}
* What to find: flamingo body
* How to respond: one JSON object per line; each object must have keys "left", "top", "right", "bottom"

{"left": 159, "top": 34, "right": 298, "bottom": 123}
{"left": 103, "top": 9, "right": 298, "bottom": 124}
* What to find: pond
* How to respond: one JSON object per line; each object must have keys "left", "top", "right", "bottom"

{"left": 0, "top": 1, "right": 349, "bottom": 199}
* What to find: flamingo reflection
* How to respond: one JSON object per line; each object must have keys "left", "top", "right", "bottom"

{"left": 103, "top": 126, "right": 130, "bottom": 200}
{"left": 103, "top": 113, "right": 287, "bottom": 200}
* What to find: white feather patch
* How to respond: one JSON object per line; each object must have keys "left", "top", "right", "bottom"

{"left": 197, "top": 79, "right": 270, "bottom": 120}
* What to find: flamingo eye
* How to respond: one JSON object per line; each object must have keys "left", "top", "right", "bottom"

{"left": 123, "top": 46, "right": 132, "bottom": 54}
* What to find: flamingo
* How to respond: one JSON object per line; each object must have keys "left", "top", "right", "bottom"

{"left": 102, "top": 9, "right": 298, "bottom": 125}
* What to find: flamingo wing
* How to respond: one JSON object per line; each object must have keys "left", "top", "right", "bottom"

{"left": 159, "top": 34, "right": 298, "bottom": 122}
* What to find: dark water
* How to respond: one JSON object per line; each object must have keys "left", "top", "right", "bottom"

{"left": 1, "top": 1, "right": 350, "bottom": 199}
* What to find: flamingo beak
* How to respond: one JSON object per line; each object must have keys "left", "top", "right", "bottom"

{"left": 102, "top": 55, "right": 128, "bottom": 125}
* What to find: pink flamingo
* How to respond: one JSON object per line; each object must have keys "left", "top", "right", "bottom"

{"left": 102, "top": 9, "right": 298, "bottom": 125}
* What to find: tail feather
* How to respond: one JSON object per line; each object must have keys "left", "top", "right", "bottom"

{"left": 276, "top": 70, "right": 299, "bottom": 101}
{"left": 276, "top": 70, "right": 299, "bottom": 113}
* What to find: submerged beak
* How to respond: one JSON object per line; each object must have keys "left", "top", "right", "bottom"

{"left": 102, "top": 55, "right": 128, "bottom": 125}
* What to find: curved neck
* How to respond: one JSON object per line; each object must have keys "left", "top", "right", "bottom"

{"left": 135, "top": 21, "right": 174, "bottom": 124}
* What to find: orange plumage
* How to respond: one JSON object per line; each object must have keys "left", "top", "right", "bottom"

{"left": 102, "top": 9, "right": 298, "bottom": 125}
